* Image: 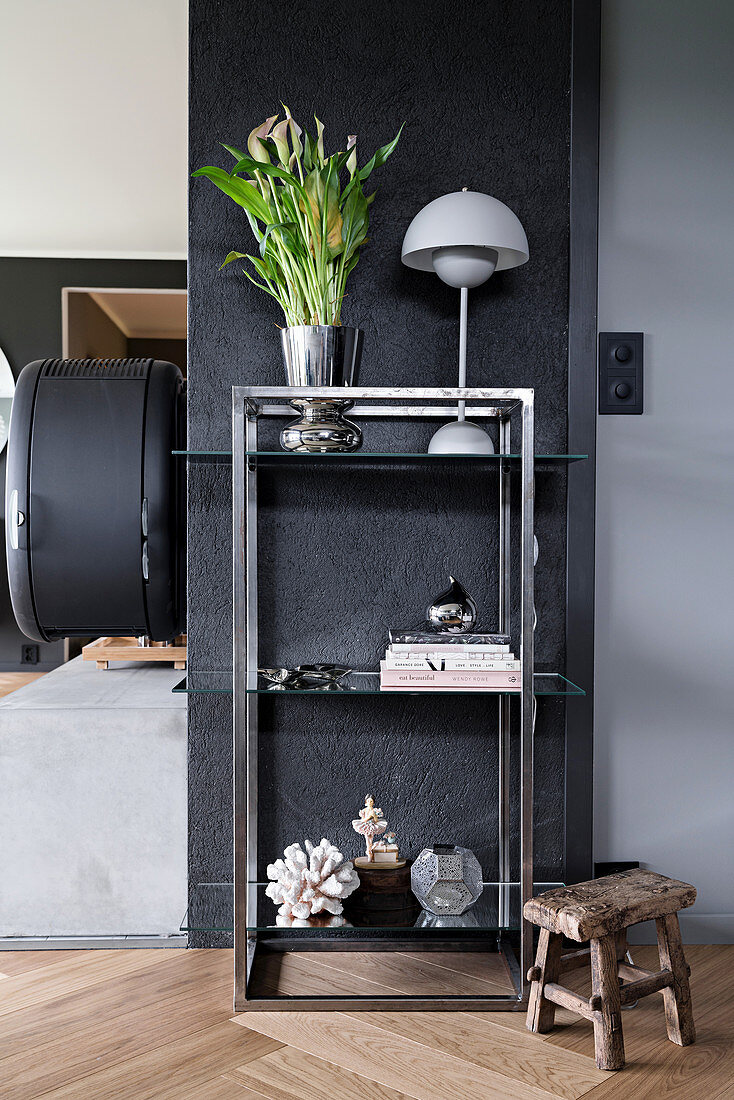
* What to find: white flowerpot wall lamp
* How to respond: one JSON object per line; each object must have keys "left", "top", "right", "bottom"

{"left": 401, "top": 189, "right": 529, "bottom": 453}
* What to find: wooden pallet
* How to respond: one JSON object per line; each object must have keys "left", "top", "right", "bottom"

{"left": 82, "top": 636, "right": 187, "bottom": 670}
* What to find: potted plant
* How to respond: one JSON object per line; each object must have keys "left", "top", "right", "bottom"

{"left": 193, "top": 109, "right": 402, "bottom": 451}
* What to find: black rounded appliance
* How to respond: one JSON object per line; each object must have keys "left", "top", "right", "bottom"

{"left": 5, "top": 358, "right": 185, "bottom": 642}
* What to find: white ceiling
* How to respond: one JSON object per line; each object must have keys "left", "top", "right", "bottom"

{"left": 86, "top": 290, "right": 187, "bottom": 339}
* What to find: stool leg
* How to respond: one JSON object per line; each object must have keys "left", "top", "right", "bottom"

{"left": 590, "top": 934, "right": 625, "bottom": 1070}
{"left": 526, "top": 929, "right": 563, "bottom": 1033}
{"left": 656, "top": 913, "right": 695, "bottom": 1046}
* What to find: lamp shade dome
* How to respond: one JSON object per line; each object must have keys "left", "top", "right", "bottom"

{"left": 401, "top": 190, "right": 529, "bottom": 273}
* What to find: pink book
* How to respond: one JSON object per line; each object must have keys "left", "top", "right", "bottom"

{"left": 380, "top": 685, "right": 522, "bottom": 692}
{"left": 379, "top": 665, "right": 521, "bottom": 690}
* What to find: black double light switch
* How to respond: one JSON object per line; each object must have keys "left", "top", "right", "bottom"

{"left": 598, "top": 332, "right": 643, "bottom": 414}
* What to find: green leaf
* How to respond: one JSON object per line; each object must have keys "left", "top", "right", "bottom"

{"left": 229, "top": 155, "right": 301, "bottom": 189}
{"left": 219, "top": 250, "right": 249, "bottom": 269}
{"left": 343, "top": 250, "right": 361, "bottom": 278}
{"left": 304, "top": 165, "right": 325, "bottom": 205}
{"left": 221, "top": 143, "right": 247, "bottom": 161}
{"left": 340, "top": 181, "right": 369, "bottom": 261}
{"left": 358, "top": 122, "right": 404, "bottom": 183}
{"left": 302, "top": 163, "right": 343, "bottom": 259}
{"left": 191, "top": 165, "right": 272, "bottom": 223}
{"left": 248, "top": 254, "right": 280, "bottom": 285}
{"left": 259, "top": 221, "right": 297, "bottom": 258}
{"left": 329, "top": 149, "right": 352, "bottom": 175}
{"left": 273, "top": 186, "right": 301, "bottom": 225}
{"left": 322, "top": 161, "right": 344, "bottom": 256}
{"left": 241, "top": 268, "right": 287, "bottom": 311}
{"left": 243, "top": 208, "right": 263, "bottom": 242}
{"left": 301, "top": 130, "right": 315, "bottom": 171}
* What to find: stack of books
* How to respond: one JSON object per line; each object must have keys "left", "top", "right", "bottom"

{"left": 379, "top": 628, "right": 521, "bottom": 691}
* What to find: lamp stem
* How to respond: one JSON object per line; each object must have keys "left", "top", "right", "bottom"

{"left": 458, "top": 286, "right": 468, "bottom": 420}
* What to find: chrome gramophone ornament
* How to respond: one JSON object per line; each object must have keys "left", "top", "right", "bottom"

{"left": 426, "top": 576, "right": 477, "bottom": 633}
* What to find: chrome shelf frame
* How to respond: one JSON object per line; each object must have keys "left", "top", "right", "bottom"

{"left": 232, "top": 386, "right": 536, "bottom": 1011}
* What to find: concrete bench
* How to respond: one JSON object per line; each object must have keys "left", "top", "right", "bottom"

{"left": 0, "top": 656, "right": 187, "bottom": 942}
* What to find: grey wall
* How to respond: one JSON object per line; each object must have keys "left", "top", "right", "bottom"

{"left": 188, "top": 0, "right": 579, "bottom": 943}
{"left": 596, "top": 0, "right": 734, "bottom": 941}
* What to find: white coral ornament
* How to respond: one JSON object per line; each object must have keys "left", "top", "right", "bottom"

{"left": 274, "top": 912, "right": 351, "bottom": 929}
{"left": 265, "top": 838, "right": 360, "bottom": 925}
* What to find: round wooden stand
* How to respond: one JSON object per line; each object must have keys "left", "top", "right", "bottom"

{"left": 345, "top": 860, "right": 418, "bottom": 926}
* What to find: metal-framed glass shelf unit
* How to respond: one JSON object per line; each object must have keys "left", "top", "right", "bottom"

{"left": 231, "top": 386, "right": 583, "bottom": 1012}
{"left": 174, "top": 670, "right": 585, "bottom": 695}
{"left": 175, "top": 449, "right": 588, "bottom": 463}
{"left": 183, "top": 881, "right": 563, "bottom": 934}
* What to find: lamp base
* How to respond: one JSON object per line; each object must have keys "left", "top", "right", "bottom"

{"left": 427, "top": 420, "right": 494, "bottom": 455}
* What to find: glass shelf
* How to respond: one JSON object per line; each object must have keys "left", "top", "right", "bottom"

{"left": 172, "top": 450, "right": 232, "bottom": 465}
{"left": 173, "top": 671, "right": 585, "bottom": 696}
{"left": 174, "top": 449, "right": 588, "bottom": 464}
{"left": 172, "top": 672, "right": 232, "bottom": 694}
{"left": 182, "top": 881, "right": 563, "bottom": 934}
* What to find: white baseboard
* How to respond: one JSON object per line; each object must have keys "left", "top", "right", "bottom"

{"left": 0, "top": 935, "right": 187, "bottom": 950}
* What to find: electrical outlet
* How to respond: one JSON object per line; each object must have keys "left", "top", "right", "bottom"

{"left": 21, "top": 644, "right": 39, "bottom": 665}
{"left": 598, "top": 332, "right": 644, "bottom": 414}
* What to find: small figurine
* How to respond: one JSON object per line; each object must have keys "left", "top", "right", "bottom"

{"left": 372, "top": 831, "right": 401, "bottom": 865}
{"left": 352, "top": 795, "right": 406, "bottom": 869}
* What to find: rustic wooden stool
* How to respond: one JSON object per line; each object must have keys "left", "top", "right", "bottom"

{"left": 523, "top": 869, "right": 696, "bottom": 1070}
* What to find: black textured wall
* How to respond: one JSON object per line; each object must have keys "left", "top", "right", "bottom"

{"left": 189, "top": 0, "right": 572, "bottom": 943}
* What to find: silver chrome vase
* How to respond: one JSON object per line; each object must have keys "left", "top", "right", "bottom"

{"left": 280, "top": 325, "right": 363, "bottom": 453}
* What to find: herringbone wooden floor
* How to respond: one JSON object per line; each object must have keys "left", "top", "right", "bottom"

{"left": 0, "top": 945, "right": 731, "bottom": 1098}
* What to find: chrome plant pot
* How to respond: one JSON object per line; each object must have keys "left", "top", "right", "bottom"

{"left": 279, "top": 325, "right": 363, "bottom": 453}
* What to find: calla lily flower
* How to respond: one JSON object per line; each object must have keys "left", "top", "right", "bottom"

{"left": 283, "top": 103, "right": 303, "bottom": 162}
{"left": 270, "top": 120, "right": 291, "bottom": 167}
{"left": 247, "top": 115, "right": 278, "bottom": 163}
{"left": 315, "top": 117, "right": 325, "bottom": 165}
{"left": 346, "top": 135, "right": 357, "bottom": 177}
